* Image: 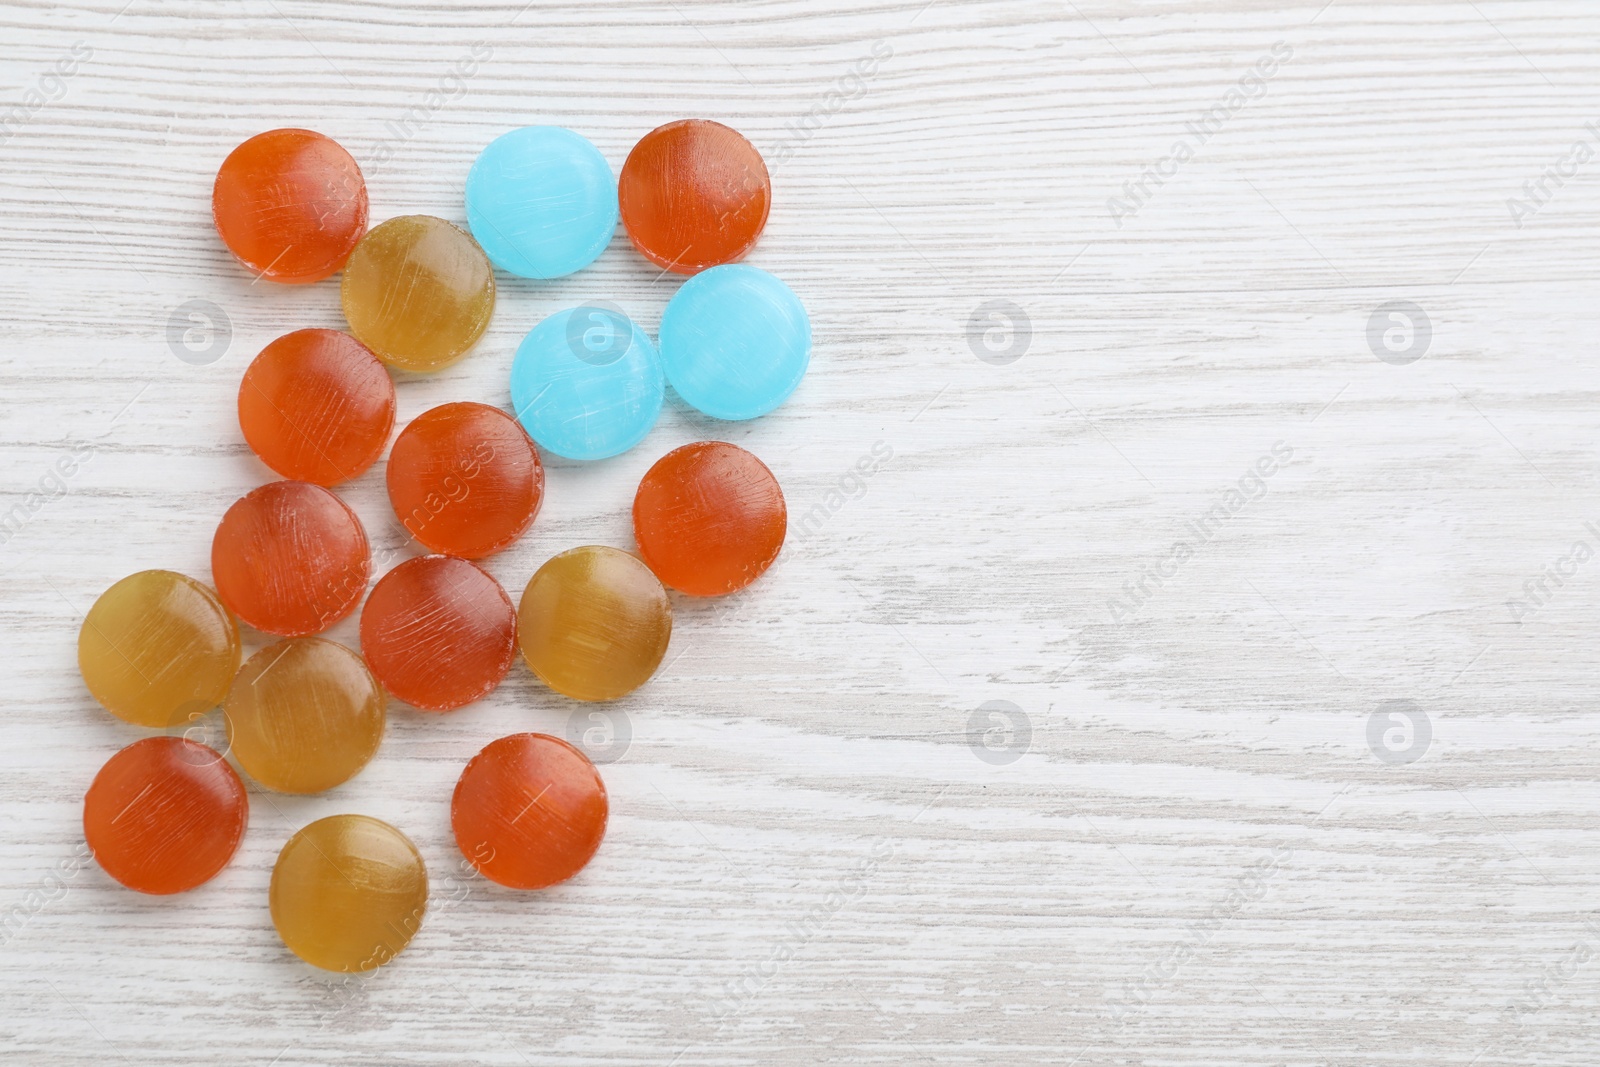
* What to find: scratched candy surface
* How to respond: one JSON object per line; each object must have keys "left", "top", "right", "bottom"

{"left": 226, "top": 637, "right": 386, "bottom": 794}
{"left": 517, "top": 546, "right": 671, "bottom": 702}
{"left": 212, "top": 128, "right": 368, "bottom": 284}
{"left": 385, "top": 402, "right": 543, "bottom": 559}
{"left": 466, "top": 125, "right": 617, "bottom": 279}
{"left": 84, "top": 737, "right": 248, "bottom": 894}
{"left": 657, "top": 264, "right": 810, "bottom": 421}
{"left": 633, "top": 441, "right": 786, "bottom": 596}
{"left": 270, "top": 814, "right": 428, "bottom": 972}
{"left": 451, "top": 733, "right": 608, "bottom": 889}
{"left": 341, "top": 215, "right": 495, "bottom": 373}
{"left": 237, "top": 328, "right": 395, "bottom": 486}
{"left": 211, "top": 481, "right": 371, "bottom": 636}
{"left": 618, "top": 119, "right": 770, "bottom": 275}
{"left": 360, "top": 555, "right": 517, "bottom": 712}
{"left": 78, "top": 569, "right": 241, "bottom": 728}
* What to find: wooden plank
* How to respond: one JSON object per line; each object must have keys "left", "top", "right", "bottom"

{"left": 2, "top": 1, "right": 1598, "bottom": 1063}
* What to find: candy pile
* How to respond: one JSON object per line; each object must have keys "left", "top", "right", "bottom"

{"left": 77, "top": 121, "right": 804, "bottom": 972}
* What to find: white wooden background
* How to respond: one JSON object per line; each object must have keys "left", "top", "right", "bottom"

{"left": 3, "top": 0, "right": 1599, "bottom": 1063}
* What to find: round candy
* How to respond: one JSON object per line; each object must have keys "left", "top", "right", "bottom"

{"left": 237, "top": 328, "right": 395, "bottom": 486}
{"left": 360, "top": 555, "right": 517, "bottom": 712}
{"left": 451, "top": 733, "right": 608, "bottom": 889}
{"left": 618, "top": 119, "right": 771, "bottom": 275}
{"left": 212, "top": 128, "right": 368, "bottom": 284}
{"left": 465, "top": 126, "right": 618, "bottom": 279}
{"left": 518, "top": 546, "right": 671, "bottom": 702}
{"left": 658, "top": 264, "right": 810, "bottom": 420}
{"left": 212, "top": 480, "right": 370, "bottom": 636}
{"left": 270, "top": 815, "right": 427, "bottom": 972}
{"left": 634, "top": 442, "right": 786, "bottom": 596}
{"left": 340, "top": 215, "right": 495, "bottom": 373}
{"left": 509, "top": 307, "right": 663, "bottom": 461}
{"left": 225, "top": 638, "right": 385, "bottom": 793}
{"left": 84, "top": 736, "right": 247, "bottom": 894}
{"left": 386, "top": 402, "right": 543, "bottom": 559}
{"left": 78, "top": 570, "right": 240, "bottom": 728}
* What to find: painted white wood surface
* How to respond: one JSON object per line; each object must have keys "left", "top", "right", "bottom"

{"left": 3, "top": 0, "right": 1600, "bottom": 1063}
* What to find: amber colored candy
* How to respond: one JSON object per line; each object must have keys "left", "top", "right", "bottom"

{"left": 83, "top": 736, "right": 247, "bottom": 894}
{"left": 212, "top": 480, "right": 370, "bottom": 636}
{"left": 225, "top": 638, "right": 385, "bottom": 793}
{"left": 340, "top": 215, "right": 495, "bottom": 372}
{"left": 270, "top": 815, "right": 427, "bottom": 972}
{"left": 451, "top": 733, "right": 608, "bottom": 889}
{"left": 78, "top": 570, "right": 241, "bottom": 728}
{"left": 633, "top": 441, "right": 786, "bottom": 596}
{"left": 237, "top": 329, "right": 395, "bottom": 486}
{"left": 360, "top": 555, "right": 516, "bottom": 712}
{"left": 518, "top": 546, "right": 671, "bottom": 702}
{"left": 212, "top": 128, "right": 368, "bottom": 284}
{"left": 386, "top": 402, "right": 543, "bottom": 559}
{"left": 617, "top": 120, "right": 771, "bottom": 275}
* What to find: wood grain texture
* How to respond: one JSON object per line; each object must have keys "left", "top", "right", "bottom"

{"left": 3, "top": 0, "right": 1600, "bottom": 1063}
